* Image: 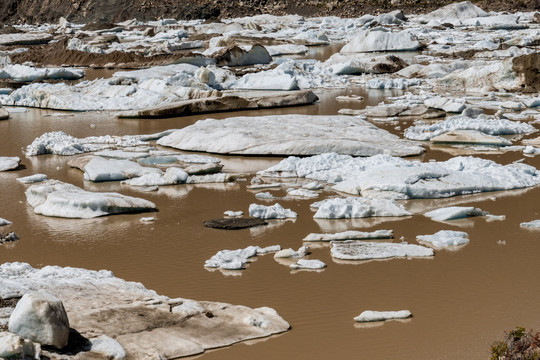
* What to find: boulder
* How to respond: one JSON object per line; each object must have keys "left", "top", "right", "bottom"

{"left": 8, "top": 291, "right": 69, "bottom": 349}
{"left": 512, "top": 53, "right": 540, "bottom": 93}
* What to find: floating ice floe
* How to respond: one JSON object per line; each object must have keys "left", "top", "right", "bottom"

{"left": 265, "top": 44, "right": 309, "bottom": 56}
{"left": 205, "top": 245, "right": 281, "bottom": 270}
{"left": 121, "top": 168, "right": 189, "bottom": 187}
{"left": 365, "top": 78, "right": 422, "bottom": 90}
{"left": 290, "top": 259, "right": 327, "bottom": 270}
{"left": 303, "top": 230, "right": 393, "bottom": 242}
{"left": 424, "top": 206, "right": 486, "bottom": 221}
{"left": 404, "top": 115, "right": 536, "bottom": 141}
{"left": 354, "top": 310, "right": 412, "bottom": 323}
{"left": 311, "top": 197, "right": 411, "bottom": 219}
{"left": 331, "top": 241, "right": 434, "bottom": 261}
{"left": 340, "top": 29, "right": 421, "bottom": 53}
{"left": 25, "top": 130, "right": 175, "bottom": 156}
{"left": 0, "top": 262, "right": 290, "bottom": 358}
{"left": 286, "top": 188, "right": 319, "bottom": 198}
{"left": 0, "top": 106, "right": 8, "bottom": 120}
{"left": 157, "top": 115, "right": 424, "bottom": 157}
{"left": 258, "top": 152, "right": 540, "bottom": 199}
{"left": 416, "top": 230, "right": 470, "bottom": 248}
{"left": 0, "top": 218, "right": 12, "bottom": 226}
{"left": 274, "top": 246, "right": 309, "bottom": 258}
{"left": 0, "top": 157, "right": 20, "bottom": 171}
{"left": 224, "top": 210, "right": 243, "bottom": 217}
{"left": 25, "top": 180, "right": 156, "bottom": 218}
{"left": 0, "top": 64, "right": 84, "bottom": 82}
{"left": 323, "top": 54, "right": 407, "bottom": 75}
{"left": 83, "top": 157, "right": 162, "bottom": 182}
{"left": 17, "top": 174, "right": 48, "bottom": 184}
{"left": 249, "top": 203, "right": 297, "bottom": 219}
{"left": 430, "top": 130, "right": 512, "bottom": 146}
{"left": 520, "top": 220, "right": 540, "bottom": 229}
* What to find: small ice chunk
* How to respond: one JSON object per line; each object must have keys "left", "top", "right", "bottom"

{"left": 249, "top": 203, "right": 297, "bottom": 219}
{"left": 424, "top": 206, "right": 486, "bottom": 221}
{"left": 520, "top": 220, "right": 540, "bottom": 229}
{"left": 286, "top": 188, "right": 319, "bottom": 198}
{"left": 16, "top": 174, "right": 48, "bottom": 184}
{"left": 303, "top": 230, "right": 393, "bottom": 242}
{"left": 140, "top": 217, "right": 156, "bottom": 223}
{"left": 417, "top": 230, "right": 470, "bottom": 248}
{"left": 0, "top": 157, "right": 20, "bottom": 171}
{"left": 274, "top": 246, "right": 309, "bottom": 259}
{"left": 224, "top": 210, "right": 243, "bottom": 217}
{"left": 0, "top": 218, "right": 12, "bottom": 226}
{"left": 255, "top": 192, "right": 276, "bottom": 199}
{"left": 205, "top": 245, "right": 280, "bottom": 270}
{"left": 354, "top": 310, "right": 412, "bottom": 323}
{"left": 290, "top": 259, "right": 326, "bottom": 270}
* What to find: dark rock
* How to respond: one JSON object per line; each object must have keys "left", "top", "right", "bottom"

{"left": 512, "top": 53, "right": 540, "bottom": 93}
{"left": 203, "top": 218, "right": 268, "bottom": 230}
{"left": 0, "top": 232, "right": 19, "bottom": 243}
{"left": 81, "top": 21, "right": 117, "bottom": 31}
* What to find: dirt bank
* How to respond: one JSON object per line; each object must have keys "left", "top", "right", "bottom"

{"left": 1, "top": 0, "right": 539, "bottom": 24}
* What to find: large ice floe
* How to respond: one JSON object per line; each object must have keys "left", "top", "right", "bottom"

{"left": 303, "top": 230, "right": 393, "bottom": 242}
{"left": 331, "top": 241, "right": 434, "bottom": 261}
{"left": 416, "top": 230, "right": 470, "bottom": 248}
{"left": 0, "top": 64, "right": 84, "bottom": 82}
{"left": 404, "top": 115, "right": 536, "bottom": 141}
{"left": 0, "top": 262, "right": 289, "bottom": 359}
{"left": 311, "top": 197, "right": 411, "bottom": 219}
{"left": 24, "top": 180, "right": 156, "bottom": 218}
{"left": 258, "top": 153, "right": 540, "bottom": 199}
{"left": 157, "top": 115, "right": 424, "bottom": 157}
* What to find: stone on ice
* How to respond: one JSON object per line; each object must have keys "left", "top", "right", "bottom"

{"left": 404, "top": 115, "right": 536, "bottom": 141}
{"left": 417, "top": 230, "right": 470, "bottom": 248}
{"left": 121, "top": 168, "right": 189, "bottom": 187}
{"left": 332, "top": 240, "right": 433, "bottom": 260}
{"left": 83, "top": 157, "right": 162, "bottom": 182}
{"left": 311, "top": 197, "right": 411, "bottom": 219}
{"left": 340, "top": 30, "right": 421, "bottom": 53}
{"left": 430, "top": 130, "right": 512, "bottom": 146}
{"left": 303, "top": 230, "right": 393, "bottom": 242}
{"left": 156, "top": 115, "right": 424, "bottom": 157}
{"left": 8, "top": 291, "right": 70, "bottom": 349}
{"left": 290, "top": 259, "right": 327, "bottom": 270}
{"left": 354, "top": 310, "right": 412, "bottom": 322}
{"left": 424, "top": 206, "right": 486, "bottom": 221}
{"left": 249, "top": 203, "right": 297, "bottom": 219}
{"left": 324, "top": 54, "right": 407, "bottom": 75}
{"left": 0, "top": 157, "right": 20, "bottom": 171}
{"left": 16, "top": 174, "right": 48, "bottom": 184}
{"left": 25, "top": 180, "right": 157, "bottom": 218}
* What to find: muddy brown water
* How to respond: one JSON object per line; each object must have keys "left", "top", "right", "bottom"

{"left": 1, "top": 87, "right": 540, "bottom": 360}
